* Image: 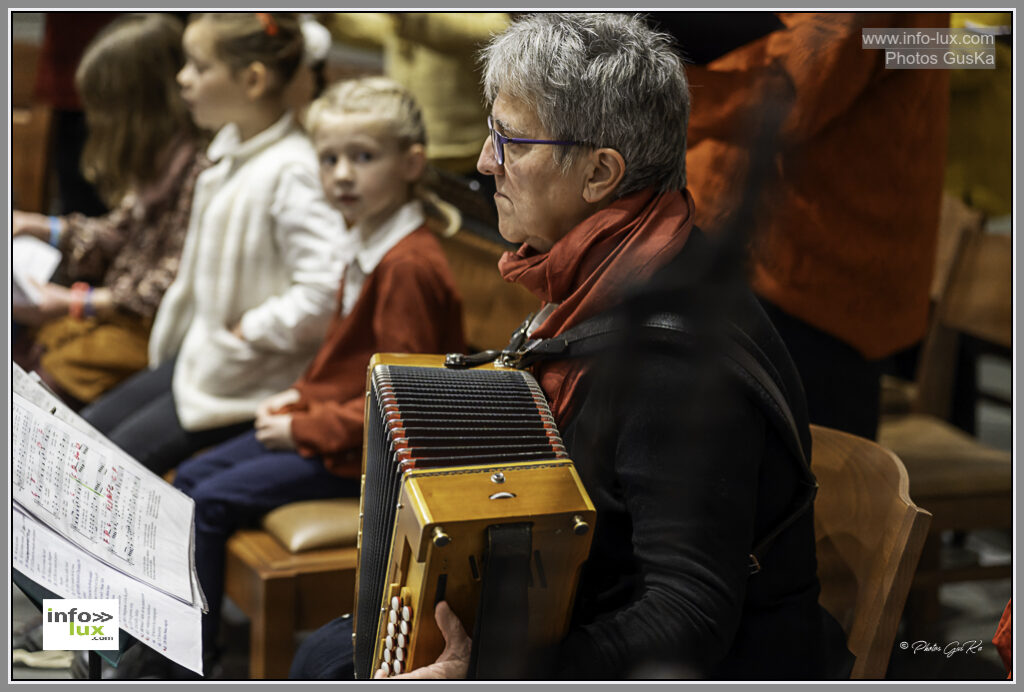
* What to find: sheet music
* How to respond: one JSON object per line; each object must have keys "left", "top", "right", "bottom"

{"left": 13, "top": 507, "right": 203, "bottom": 675}
{"left": 12, "top": 235, "right": 62, "bottom": 307}
{"left": 12, "top": 365, "right": 208, "bottom": 611}
{"left": 13, "top": 391, "right": 194, "bottom": 603}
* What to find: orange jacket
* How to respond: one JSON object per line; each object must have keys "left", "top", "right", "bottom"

{"left": 686, "top": 12, "right": 950, "bottom": 359}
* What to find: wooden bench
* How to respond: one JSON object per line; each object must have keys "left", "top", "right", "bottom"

{"left": 439, "top": 229, "right": 540, "bottom": 351}
{"left": 224, "top": 520, "right": 358, "bottom": 679}
{"left": 12, "top": 40, "right": 53, "bottom": 213}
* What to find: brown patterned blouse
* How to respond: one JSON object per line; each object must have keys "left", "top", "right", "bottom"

{"left": 59, "top": 138, "right": 209, "bottom": 320}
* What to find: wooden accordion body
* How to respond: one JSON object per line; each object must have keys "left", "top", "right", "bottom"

{"left": 353, "top": 354, "right": 596, "bottom": 679}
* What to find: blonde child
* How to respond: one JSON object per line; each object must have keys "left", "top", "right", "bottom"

{"left": 12, "top": 13, "right": 206, "bottom": 408}
{"left": 81, "top": 13, "right": 343, "bottom": 475}
{"left": 171, "top": 77, "right": 465, "bottom": 675}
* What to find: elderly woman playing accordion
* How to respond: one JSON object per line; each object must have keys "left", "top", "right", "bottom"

{"left": 291, "top": 12, "right": 851, "bottom": 680}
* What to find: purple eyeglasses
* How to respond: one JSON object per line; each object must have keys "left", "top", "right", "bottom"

{"left": 487, "top": 115, "right": 582, "bottom": 165}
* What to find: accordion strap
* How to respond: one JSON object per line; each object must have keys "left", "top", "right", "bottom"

{"left": 466, "top": 523, "right": 533, "bottom": 679}
{"left": 448, "top": 309, "right": 817, "bottom": 575}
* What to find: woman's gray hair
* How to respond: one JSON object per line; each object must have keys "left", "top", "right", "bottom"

{"left": 480, "top": 12, "right": 690, "bottom": 196}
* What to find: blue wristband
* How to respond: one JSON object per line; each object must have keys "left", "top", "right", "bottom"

{"left": 48, "top": 216, "right": 61, "bottom": 248}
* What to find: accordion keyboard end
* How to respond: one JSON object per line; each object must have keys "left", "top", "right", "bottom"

{"left": 364, "top": 461, "right": 595, "bottom": 678}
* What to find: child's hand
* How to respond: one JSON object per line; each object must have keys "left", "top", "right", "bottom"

{"left": 12, "top": 210, "right": 54, "bottom": 242}
{"left": 254, "top": 411, "right": 295, "bottom": 451}
{"left": 375, "top": 601, "right": 470, "bottom": 680}
{"left": 257, "top": 388, "right": 301, "bottom": 418}
{"left": 12, "top": 282, "right": 72, "bottom": 326}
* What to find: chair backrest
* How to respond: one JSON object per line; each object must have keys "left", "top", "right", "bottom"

{"left": 913, "top": 195, "right": 1011, "bottom": 419}
{"left": 811, "top": 424, "right": 932, "bottom": 679}
{"left": 928, "top": 193, "right": 984, "bottom": 302}
{"left": 939, "top": 227, "right": 1012, "bottom": 349}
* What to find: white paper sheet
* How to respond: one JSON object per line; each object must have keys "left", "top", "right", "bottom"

{"left": 12, "top": 235, "right": 62, "bottom": 306}
{"left": 13, "top": 507, "right": 203, "bottom": 674}
{"left": 12, "top": 365, "right": 208, "bottom": 611}
{"left": 13, "top": 392, "right": 195, "bottom": 604}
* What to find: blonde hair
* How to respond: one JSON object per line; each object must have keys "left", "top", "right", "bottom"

{"left": 305, "top": 77, "right": 460, "bottom": 237}
{"left": 190, "top": 12, "right": 303, "bottom": 95}
{"left": 76, "top": 13, "right": 199, "bottom": 207}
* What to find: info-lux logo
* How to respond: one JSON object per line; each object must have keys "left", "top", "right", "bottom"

{"left": 42, "top": 599, "right": 119, "bottom": 651}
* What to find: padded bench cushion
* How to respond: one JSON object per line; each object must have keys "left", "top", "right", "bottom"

{"left": 261, "top": 498, "right": 360, "bottom": 553}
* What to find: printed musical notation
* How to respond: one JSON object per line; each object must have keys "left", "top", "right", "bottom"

{"left": 14, "top": 400, "right": 140, "bottom": 565}
{"left": 12, "top": 363, "right": 206, "bottom": 671}
{"left": 13, "top": 393, "right": 193, "bottom": 603}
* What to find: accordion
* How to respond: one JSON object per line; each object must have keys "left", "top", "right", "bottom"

{"left": 353, "top": 354, "right": 596, "bottom": 679}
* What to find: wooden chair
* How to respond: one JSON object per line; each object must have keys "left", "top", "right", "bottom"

{"left": 811, "top": 424, "right": 932, "bottom": 679}
{"left": 876, "top": 202, "right": 1012, "bottom": 631}
{"left": 12, "top": 40, "right": 53, "bottom": 213}
{"left": 880, "top": 195, "right": 985, "bottom": 416}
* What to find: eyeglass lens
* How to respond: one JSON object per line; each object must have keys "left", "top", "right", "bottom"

{"left": 488, "top": 116, "right": 504, "bottom": 165}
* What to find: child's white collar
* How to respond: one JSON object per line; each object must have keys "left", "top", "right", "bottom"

{"left": 206, "top": 111, "right": 296, "bottom": 162}
{"left": 351, "top": 200, "right": 425, "bottom": 276}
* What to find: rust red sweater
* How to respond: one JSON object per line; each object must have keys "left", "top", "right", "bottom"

{"left": 686, "top": 12, "right": 949, "bottom": 359}
{"left": 285, "top": 226, "right": 465, "bottom": 476}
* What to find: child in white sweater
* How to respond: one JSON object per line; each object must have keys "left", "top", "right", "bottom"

{"left": 82, "top": 13, "right": 343, "bottom": 475}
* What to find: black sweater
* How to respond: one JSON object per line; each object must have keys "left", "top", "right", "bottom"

{"left": 549, "top": 233, "right": 852, "bottom": 679}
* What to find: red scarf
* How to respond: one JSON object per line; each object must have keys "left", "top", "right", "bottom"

{"left": 499, "top": 188, "right": 696, "bottom": 424}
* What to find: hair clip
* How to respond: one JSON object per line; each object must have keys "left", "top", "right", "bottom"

{"left": 256, "top": 12, "right": 278, "bottom": 37}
